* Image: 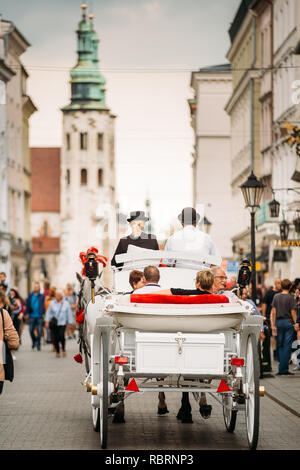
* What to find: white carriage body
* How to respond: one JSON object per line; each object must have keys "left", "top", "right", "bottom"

{"left": 86, "top": 247, "right": 264, "bottom": 450}
{"left": 87, "top": 247, "right": 262, "bottom": 377}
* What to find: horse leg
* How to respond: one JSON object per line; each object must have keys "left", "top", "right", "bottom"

{"left": 177, "top": 392, "right": 193, "bottom": 423}
{"left": 157, "top": 391, "right": 169, "bottom": 415}
{"left": 199, "top": 392, "right": 212, "bottom": 419}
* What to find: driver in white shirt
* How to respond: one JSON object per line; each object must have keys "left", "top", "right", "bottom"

{"left": 164, "top": 207, "right": 220, "bottom": 266}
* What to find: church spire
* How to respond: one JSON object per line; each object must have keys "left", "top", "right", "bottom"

{"left": 62, "top": 4, "right": 108, "bottom": 111}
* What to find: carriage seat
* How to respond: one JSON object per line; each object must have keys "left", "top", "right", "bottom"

{"left": 130, "top": 294, "right": 229, "bottom": 304}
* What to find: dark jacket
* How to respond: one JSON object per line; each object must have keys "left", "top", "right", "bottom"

{"left": 26, "top": 292, "right": 46, "bottom": 318}
{"left": 111, "top": 232, "right": 159, "bottom": 268}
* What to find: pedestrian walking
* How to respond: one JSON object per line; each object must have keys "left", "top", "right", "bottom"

{"left": 0, "top": 284, "right": 12, "bottom": 314}
{"left": 0, "top": 272, "right": 10, "bottom": 295}
{"left": 8, "top": 289, "right": 24, "bottom": 360}
{"left": 261, "top": 278, "right": 282, "bottom": 371}
{"left": 271, "top": 279, "right": 298, "bottom": 376}
{"left": 0, "top": 291, "right": 19, "bottom": 395}
{"left": 45, "top": 290, "right": 74, "bottom": 358}
{"left": 44, "top": 287, "right": 56, "bottom": 346}
{"left": 64, "top": 284, "right": 77, "bottom": 339}
{"left": 25, "top": 282, "right": 45, "bottom": 351}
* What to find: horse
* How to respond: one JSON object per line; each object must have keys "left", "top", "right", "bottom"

{"left": 76, "top": 271, "right": 212, "bottom": 423}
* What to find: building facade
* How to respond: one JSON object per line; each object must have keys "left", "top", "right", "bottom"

{"left": 189, "top": 64, "right": 235, "bottom": 260}
{"left": 0, "top": 19, "right": 36, "bottom": 296}
{"left": 266, "top": 0, "right": 300, "bottom": 281}
{"left": 225, "top": 0, "right": 262, "bottom": 265}
{"left": 0, "top": 18, "right": 14, "bottom": 284}
{"left": 31, "top": 148, "right": 61, "bottom": 285}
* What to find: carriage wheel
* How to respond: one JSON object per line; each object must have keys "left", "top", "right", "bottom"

{"left": 99, "top": 331, "right": 109, "bottom": 449}
{"left": 92, "top": 407, "right": 100, "bottom": 432}
{"left": 244, "top": 333, "right": 260, "bottom": 450}
{"left": 222, "top": 394, "right": 237, "bottom": 433}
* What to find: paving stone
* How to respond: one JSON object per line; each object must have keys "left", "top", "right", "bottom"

{"left": 0, "top": 327, "right": 299, "bottom": 450}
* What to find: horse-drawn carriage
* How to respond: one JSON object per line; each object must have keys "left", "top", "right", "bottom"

{"left": 78, "top": 247, "right": 263, "bottom": 450}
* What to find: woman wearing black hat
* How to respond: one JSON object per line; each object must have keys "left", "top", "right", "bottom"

{"left": 111, "top": 211, "right": 159, "bottom": 268}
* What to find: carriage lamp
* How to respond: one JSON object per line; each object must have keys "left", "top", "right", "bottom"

{"left": 279, "top": 218, "right": 290, "bottom": 241}
{"left": 240, "top": 173, "right": 265, "bottom": 304}
{"left": 269, "top": 197, "right": 281, "bottom": 218}
{"left": 84, "top": 252, "right": 99, "bottom": 303}
{"left": 237, "top": 260, "right": 251, "bottom": 290}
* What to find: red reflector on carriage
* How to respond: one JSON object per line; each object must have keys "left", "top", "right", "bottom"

{"left": 217, "top": 379, "right": 231, "bottom": 393}
{"left": 115, "top": 356, "right": 129, "bottom": 365}
{"left": 125, "top": 378, "right": 139, "bottom": 392}
{"left": 231, "top": 358, "right": 244, "bottom": 366}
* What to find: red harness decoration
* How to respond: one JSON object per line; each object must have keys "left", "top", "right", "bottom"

{"left": 130, "top": 294, "right": 229, "bottom": 304}
{"left": 75, "top": 308, "right": 84, "bottom": 324}
{"left": 79, "top": 246, "right": 108, "bottom": 276}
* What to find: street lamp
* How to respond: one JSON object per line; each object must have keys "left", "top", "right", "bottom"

{"left": 279, "top": 218, "right": 289, "bottom": 241}
{"left": 269, "top": 196, "right": 281, "bottom": 218}
{"left": 240, "top": 172, "right": 265, "bottom": 303}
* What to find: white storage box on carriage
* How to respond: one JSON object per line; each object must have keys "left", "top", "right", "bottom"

{"left": 135, "top": 331, "right": 225, "bottom": 375}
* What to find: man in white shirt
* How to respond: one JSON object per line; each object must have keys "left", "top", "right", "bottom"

{"left": 133, "top": 266, "right": 161, "bottom": 294}
{"left": 164, "top": 207, "right": 220, "bottom": 267}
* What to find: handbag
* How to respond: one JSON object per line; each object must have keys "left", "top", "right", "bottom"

{"left": 49, "top": 316, "right": 58, "bottom": 330}
{"left": 1, "top": 308, "right": 14, "bottom": 382}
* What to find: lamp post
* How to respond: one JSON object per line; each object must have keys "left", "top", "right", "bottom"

{"left": 240, "top": 172, "right": 265, "bottom": 303}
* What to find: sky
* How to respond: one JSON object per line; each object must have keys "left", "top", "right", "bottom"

{"left": 0, "top": 0, "right": 240, "bottom": 240}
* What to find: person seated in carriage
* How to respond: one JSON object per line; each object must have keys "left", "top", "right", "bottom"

{"left": 133, "top": 266, "right": 162, "bottom": 294}
{"left": 129, "top": 270, "right": 145, "bottom": 293}
{"left": 152, "top": 269, "right": 215, "bottom": 297}
{"left": 111, "top": 211, "right": 159, "bottom": 269}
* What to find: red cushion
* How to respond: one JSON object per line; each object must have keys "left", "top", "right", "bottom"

{"left": 130, "top": 294, "right": 229, "bottom": 304}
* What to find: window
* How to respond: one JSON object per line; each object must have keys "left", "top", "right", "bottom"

{"left": 98, "top": 169, "right": 103, "bottom": 186}
{"left": 97, "top": 133, "right": 104, "bottom": 150}
{"left": 43, "top": 221, "right": 48, "bottom": 237}
{"left": 81, "top": 169, "right": 87, "bottom": 186}
{"left": 66, "top": 133, "right": 71, "bottom": 150}
{"left": 80, "top": 132, "right": 88, "bottom": 150}
{"left": 66, "top": 169, "right": 70, "bottom": 185}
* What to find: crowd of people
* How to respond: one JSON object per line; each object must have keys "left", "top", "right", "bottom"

{"left": 0, "top": 273, "right": 77, "bottom": 362}
{"left": 127, "top": 266, "right": 300, "bottom": 376}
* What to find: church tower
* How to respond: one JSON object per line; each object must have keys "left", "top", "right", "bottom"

{"left": 58, "top": 4, "right": 116, "bottom": 288}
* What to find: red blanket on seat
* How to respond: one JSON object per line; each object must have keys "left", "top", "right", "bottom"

{"left": 130, "top": 294, "right": 229, "bottom": 304}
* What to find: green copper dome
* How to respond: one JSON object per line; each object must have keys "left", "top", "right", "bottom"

{"left": 62, "top": 6, "right": 109, "bottom": 111}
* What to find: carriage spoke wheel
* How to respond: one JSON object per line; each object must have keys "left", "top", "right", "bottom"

{"left": 222, "top": 394, "right": 237, "bottom": 433}
{"left": 245, "top": 333, "right": 260, "bottom": 450}
{"left": 92, "top": 407, "right": 100, "bottom": 432}
{"left": 99, "top": 331, "right": 109, "bottom": 449}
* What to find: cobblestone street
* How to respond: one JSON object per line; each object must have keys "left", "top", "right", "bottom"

{"left": 0, "top": 327, "right": 299, "bottom": 450}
